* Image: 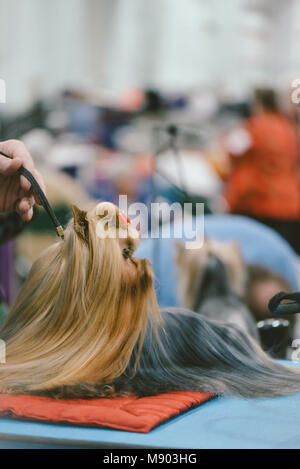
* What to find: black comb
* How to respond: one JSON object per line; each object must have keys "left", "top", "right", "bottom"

{"left": 0, "top": 150, "right": 64, "bottom": 239}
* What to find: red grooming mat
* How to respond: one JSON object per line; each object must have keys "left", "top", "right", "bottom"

{"left": 0, "top": 391, "right": 214, "bottom": 433}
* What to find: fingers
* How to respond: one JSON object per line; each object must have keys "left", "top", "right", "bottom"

{"left": 15, "top": 196, "right": 35, "bottom": 222}
{"left": 0, "top": 140, "right": 35, "bottom": 191}
{"left": 0, "top": 139, "right": 47, "bottom": 209}
{"left": 22, "top": 207, "right": 34, "bottom": 222}
{"left": 0, "top": 154, "right": 22, "bottom": 175}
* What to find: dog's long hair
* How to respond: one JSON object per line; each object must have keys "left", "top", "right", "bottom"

{"left": 1, "top": 202, "right": 300, "bottom": 399}
{"left": 0, "top": 203, "right": 160, "bottom": 394}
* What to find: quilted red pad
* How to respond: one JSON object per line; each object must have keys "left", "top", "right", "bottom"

{"left": 0, "top": 391, "right": 214, "bottom": 433}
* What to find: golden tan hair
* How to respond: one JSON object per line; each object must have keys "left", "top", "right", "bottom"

{"left": 0, "top": 202, "right": 160, "bottom": 394}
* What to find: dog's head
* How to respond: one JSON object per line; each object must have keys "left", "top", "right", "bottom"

{"left": 70, "top": 201, "right": 155, "bottom": 297}
{"left": 0, "top": 202, "right": 160, "bottom": 393}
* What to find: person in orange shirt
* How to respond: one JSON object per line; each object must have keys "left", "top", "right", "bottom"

{"left": 223, "top": 88, "right": 300, "bottom": 253}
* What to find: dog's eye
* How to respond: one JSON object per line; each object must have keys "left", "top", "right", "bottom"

{"left": 123, "top": 248, "right": 130, "bottom": 259}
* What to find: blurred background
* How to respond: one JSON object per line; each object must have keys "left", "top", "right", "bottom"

{"left": 1, "top": 0, "right": 300, "bottom": 357}
{"left": 1, "top": 0, "right": 300, "bottom": 110}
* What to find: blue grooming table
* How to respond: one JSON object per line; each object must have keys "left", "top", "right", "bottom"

{"left": 0, "top": 361, "right": 300, "bottom": 449}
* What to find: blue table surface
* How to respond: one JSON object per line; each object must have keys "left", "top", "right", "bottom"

{"left": 0, "top": 361, "right": 300, "bottom": 449}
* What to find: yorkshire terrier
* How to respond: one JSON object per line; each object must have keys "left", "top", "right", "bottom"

{"left": 176, "top": 239, "right": 295, "bottom": 343}
{"left": 175, "top": 239, "right": 259, "bottom": 340}
{"left": 1, "top": 202, "right": 300, "bottom": 399}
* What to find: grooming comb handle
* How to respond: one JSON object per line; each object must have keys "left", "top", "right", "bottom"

{"left": 0, "top": 150, "right": 64, "bottom": 239}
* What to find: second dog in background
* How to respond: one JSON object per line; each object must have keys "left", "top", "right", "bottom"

{"left": 176, "top": 239, "right": 259, "bottom": 339}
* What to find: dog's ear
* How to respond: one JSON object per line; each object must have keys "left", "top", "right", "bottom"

{"left": 71, "top": 205, "right": 88, "bottom": 242}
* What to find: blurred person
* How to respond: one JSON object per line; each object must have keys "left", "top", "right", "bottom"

{"left": 222, "top": 88, "right": 300, "bottom": 253}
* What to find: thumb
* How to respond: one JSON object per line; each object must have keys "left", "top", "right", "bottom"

{"left": 0, "top": 156, "right": 22, "bottom": 175}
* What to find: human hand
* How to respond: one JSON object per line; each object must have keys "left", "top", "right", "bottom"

{"left": 0, "top": 139, "right": 46, "bottom": 222}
